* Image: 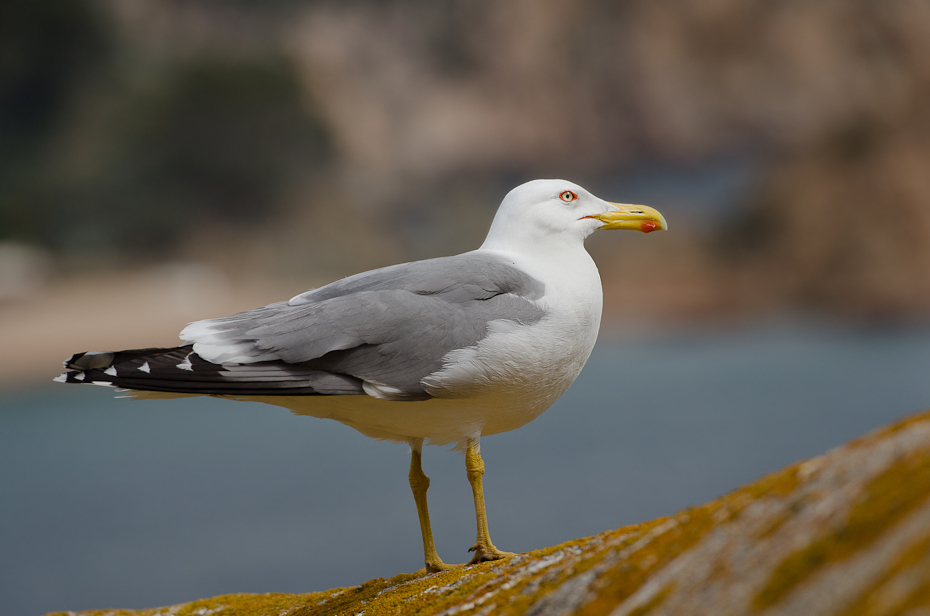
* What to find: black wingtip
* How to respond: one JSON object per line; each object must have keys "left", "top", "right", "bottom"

{"left": 64, "top": 351, "right": 115, "bottom": 371}
{"left": 54, "top": 370, "right": 108, "bottom": 385}
{"left": 55, "top": 346, "right": 366, "bottom": 397}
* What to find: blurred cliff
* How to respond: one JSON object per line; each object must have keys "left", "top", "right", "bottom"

{"left": 2, "top": 0, "right": 930, "bottom": 382}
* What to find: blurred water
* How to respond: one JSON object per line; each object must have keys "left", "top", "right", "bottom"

{"left": 2, "top": 321, "right": 929, "bottom": 616}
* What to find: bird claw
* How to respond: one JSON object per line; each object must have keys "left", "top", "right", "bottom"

{"left": 467, "top": 542, "right": 517, "bottom": 564}
{"left": 423, "top": 560, "right": 463, "bottom": 573}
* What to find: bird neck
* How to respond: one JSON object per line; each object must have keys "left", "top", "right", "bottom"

{"left": 477, "top": 239, "right": 600, "bottom": 298}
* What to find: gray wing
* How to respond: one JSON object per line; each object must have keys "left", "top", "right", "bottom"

{"left": 182, "top": 252, "right": 546, "bottom": 400}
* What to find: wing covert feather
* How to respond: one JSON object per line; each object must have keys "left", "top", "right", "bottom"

{"left": 181, "top": 253, "right": 545, "bottom": 399}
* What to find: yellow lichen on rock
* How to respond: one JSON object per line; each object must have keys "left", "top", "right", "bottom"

{"left": 755, "top": 442, "right": 930, "bottom": 609}
{"left": 48, "top": 408, "right": 930, "bottom": 616}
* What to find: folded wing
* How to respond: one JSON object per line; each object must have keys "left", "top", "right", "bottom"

{"left": 58, "top": 252, "right": 546, "bottom": 401}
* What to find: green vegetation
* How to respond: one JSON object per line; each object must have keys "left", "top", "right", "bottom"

{"left": 59, "top": 57, "right": 331, "bottom": 257}
{"left": 0, "top": 0, "right": 330, "bottom": 260}
{"left": 0, "top": 0, "right": 110, "bottom": 243}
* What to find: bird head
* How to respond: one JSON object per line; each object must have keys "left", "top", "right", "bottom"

{"left": 480, "top": 179, "right": 667, "bottom": 254}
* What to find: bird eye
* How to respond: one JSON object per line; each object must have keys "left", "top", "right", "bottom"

{"left": 559, "top": 190, "right": 577, "bottom": 203}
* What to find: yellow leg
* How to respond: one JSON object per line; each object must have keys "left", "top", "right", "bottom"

{"left": 466, "top": 439, "right": 517, "bottom": 564}
{"left": 409, "top": 446, "right": 458, "bottom": 572}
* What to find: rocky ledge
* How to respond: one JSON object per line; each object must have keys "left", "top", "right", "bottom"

{"left": 51, "top": 408, "right": 930, "bottom": 616}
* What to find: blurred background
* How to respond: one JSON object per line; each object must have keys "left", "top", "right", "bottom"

{"left": 2, "top": 1, "right": 930, "bottom": 614}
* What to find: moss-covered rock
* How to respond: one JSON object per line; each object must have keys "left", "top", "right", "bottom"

{"left": 49, "top": 409, "right": 930, "bottom": 616}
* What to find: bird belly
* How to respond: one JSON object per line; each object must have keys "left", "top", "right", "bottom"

{"left": 238, "top": 393, "right": 525, "bottom": 447}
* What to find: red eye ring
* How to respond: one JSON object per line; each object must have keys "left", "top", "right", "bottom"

{"left": 559, "top": 190, "right": 577, "bottom": 203}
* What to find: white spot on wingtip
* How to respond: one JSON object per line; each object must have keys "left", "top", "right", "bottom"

{"left": 362, "top": 381, "right": 411, "bottom": 400}
{"left": 53, "top": 373, "right": 67, "bottom": 383}
{"left": 74, "top": 372, "right": 85, "bottom": 382}
{"left": 139, "top": 361, "right": 151, "bottom": 373}
{"left": 177, "top": 355, "right": 194, "bottom": 371}
{"left": 104, "top": 366, "right": 117, "bottom": 377}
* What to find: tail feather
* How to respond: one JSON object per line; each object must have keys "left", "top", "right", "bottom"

{"left": 56, "top": 345, "right": 366, "bottom": 396}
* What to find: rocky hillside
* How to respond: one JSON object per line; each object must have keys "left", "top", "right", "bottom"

{"left": 51, "top": 407, "right": 930, "bottom": 616}
{"left": 5, "top": 0, "right": 930, "bottom": 320}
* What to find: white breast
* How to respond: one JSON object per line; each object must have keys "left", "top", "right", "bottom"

{"left": 420, "top": 247, "right": 604, "bottom": 436}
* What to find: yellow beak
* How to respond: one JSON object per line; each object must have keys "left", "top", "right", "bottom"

{"left": 590, "top": 203, "right": 668, "bottom": 233}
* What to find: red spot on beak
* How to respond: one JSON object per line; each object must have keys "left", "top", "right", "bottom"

{"left": 641, "top": 220, "right": 659, "bottom": 233}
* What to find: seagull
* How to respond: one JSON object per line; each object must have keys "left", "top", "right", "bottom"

{"left": 56, "top": 179, "right": 667, "bottom": 571}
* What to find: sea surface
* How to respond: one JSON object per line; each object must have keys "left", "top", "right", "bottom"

{"left": 2, "top": 321, "right": 929, "bottom": 616}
